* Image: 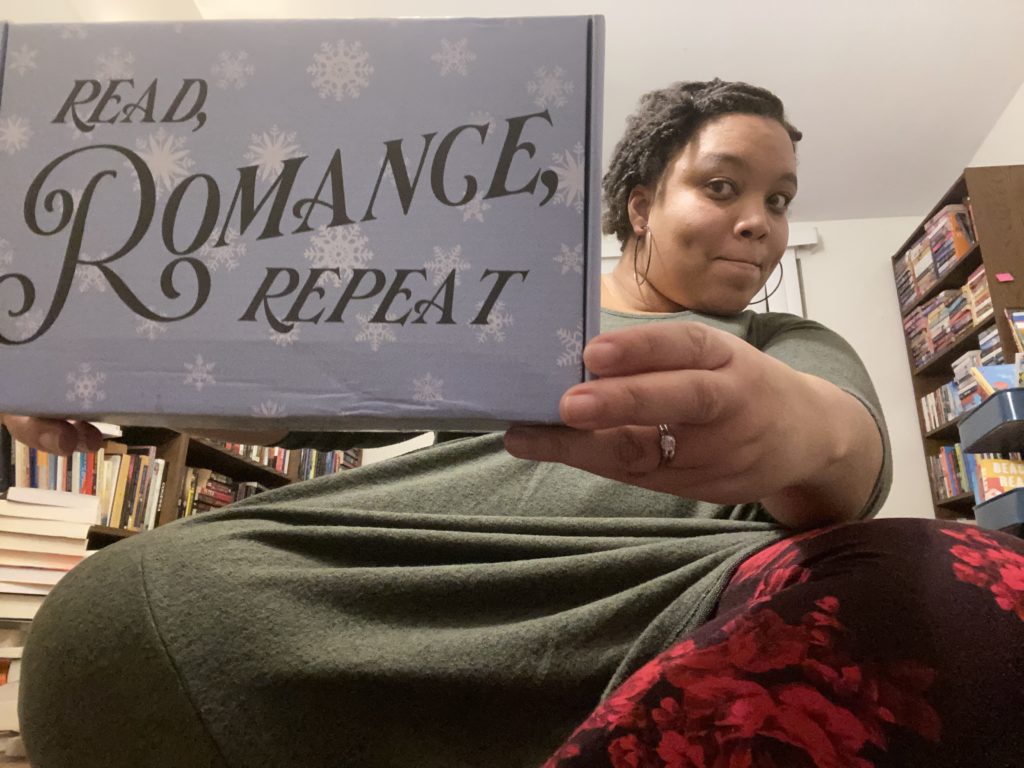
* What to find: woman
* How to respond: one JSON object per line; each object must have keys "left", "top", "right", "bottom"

{"left": 9, "top": 81, "right": 1024, "bottom": 767}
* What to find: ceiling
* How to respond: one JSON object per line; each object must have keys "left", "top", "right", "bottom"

{"left": 6, "top": 0, "right": 1024, "bottom": 222}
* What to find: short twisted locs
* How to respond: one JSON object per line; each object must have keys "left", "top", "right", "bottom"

{"left": 602, "top": 79, "right": 802, "bottom": 248}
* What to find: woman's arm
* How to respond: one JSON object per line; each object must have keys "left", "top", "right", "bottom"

{"left": 504, "top": 320, "right": 887, "bottom": 530}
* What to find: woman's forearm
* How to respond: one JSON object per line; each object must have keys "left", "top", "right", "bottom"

{"left": 759, "top": 373, "right": 884, "bottom": 530}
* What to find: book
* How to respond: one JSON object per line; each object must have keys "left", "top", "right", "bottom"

{"left": 0, "top": 17, "right": 604, "bottom": 433}
{"left": 0, "top": 516, "right": 91, "bottom": 540}
{"left": 0, "top": 594, "right": 46, "bottom": 621}
{"left": 1006, "top": 309, "right": 1024, "bottom": 353}
{"left": 0, "top": 582, "right": 51, "bottom": 597}
{"left": 0, "top": 567, "right": 65, "bottom": 587}
{"left": 0, "top": 548, "right": 83, "bottom": 571}
{"left": 0, "top": 532, "right": 86, "bottom": 557}
{"left": 142, "top": 458, "right": 166, "bottom": 531}
{"left": 969, "top": 364, "right": 1019, "bottom": 396}
{"left": 977, "top": 457, "right": 1024, "bottom": 501}
{"left": 2, "top": 486, "right": 99, "bottom": 519}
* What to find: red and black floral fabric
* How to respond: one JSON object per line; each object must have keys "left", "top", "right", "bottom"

{"left": 543, "top": 518, "right": 1024, "bottom": 768}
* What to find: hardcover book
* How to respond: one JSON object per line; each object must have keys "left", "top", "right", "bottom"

{"left": 0, "top": 16, "right": 604, "bottom": 431}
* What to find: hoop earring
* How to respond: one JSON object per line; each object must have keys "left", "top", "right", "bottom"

{"left": 747, "top": 260, "right": 785, "bottom": 308}
{"left": 633, "top": 226, "right": 653, "bottom": 289}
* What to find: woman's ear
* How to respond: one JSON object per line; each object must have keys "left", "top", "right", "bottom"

{"left": 626, "top": 186, "right": 652, "bottom": 236}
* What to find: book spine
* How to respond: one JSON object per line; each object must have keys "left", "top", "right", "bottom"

{"left": 0, "top": 426, "right": 10, "bottom": 496}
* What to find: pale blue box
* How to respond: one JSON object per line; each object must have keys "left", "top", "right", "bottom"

{"left": 0, "top": 16, "right": 603, "bottom": 431}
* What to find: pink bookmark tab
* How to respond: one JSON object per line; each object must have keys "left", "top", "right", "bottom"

{"left": 995, "top": 272, "right": 1015, "bottom": 283}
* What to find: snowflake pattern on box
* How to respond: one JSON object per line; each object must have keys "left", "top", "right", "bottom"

{"left": 355, "top": 306, "right": 397, "bottom": 351}
{"left": 184, "top": 354, "right": 216, "bottom": 391}
{"left": 252, "top": 400, "right": 286, "bottom": 417}
{"left": 0, "top": 117, "right": 32, "bottom": 155}
{"left": 424, "top": 245, "right": 471, "bottom": 286}
{"left": 553, "top": 243, "right": 583, "bottom": 274}
{"left": 94, "top": 47, "right": 135, "bottom": 80}
{"left": 304, "top": 224, "right": 374, "bottom": 286}
{"left": 270, "top": 328, "right": 300, "bottom": 347}
{"left": 308, "top": 40, "right": 373, "bottom": 101}
{"left": 71, "top": 126, "right": 94, "bottom": 142}
{"left": 200, "top": 228, "right": 246, "bottom": 272}
{"left": 556, "top": 322, "right": 583, "bottom": 368}
{"left": 66, "top": 363, "right": 106, "bottom": 407}
{"left": 75, "top": 261, "right": 108, "bottom": 292}
{"left": 412, "top": 373, "right": 444, "bottom": 402}
{"left": 474, "top": 300, "right": 513, "bottom": 343}
{"left": 132, "top": 127, "right": 195, "bottom": 198}
{"left": 460, "top": 198, "right": 491, "bottom": 223}
{"left": 60, "top": 25, "right": 88, "bottom": 40}
{"left": 244, "top": 125, "right": 302, "bottom": 182}
{"left": 527, "top": 66, "right": 574, "bottom": 109}
{"left": 10, "top": 45, "right": 38, "bottom": 76}
{"left": 136, "top": 318, "right": 168, "bottom": 340}
{"left": 0, "top": 239, "right": 13, "bottom": 269}
{"left": 431, "top": 38, "right": 476, "bottom": 76}
{"left": 212, "top": 50, "right": 255, "bottom": 90}
{"left": 551, "top": 142, "right": 585, "bottom": 212}
{"left": 468, "top": 110, "right": 497, "bottom": 135}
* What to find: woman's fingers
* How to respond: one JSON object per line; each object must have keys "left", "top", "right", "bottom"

{"left": 502, "top": 425, "right": 757, "bottom": 502}
{"left": 71, "top": 420, "right": 104, "bottom": 452}
{"left": 1, "top": 415, "right": 101, "bottom": 456}
{"left": 560, "top": 369, "right": 737, "bottom": 431}
{"left": 583, "top": 321, "right": 735, "bottom": 377}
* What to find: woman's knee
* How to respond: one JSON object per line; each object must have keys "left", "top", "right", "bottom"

{"left": 20, "top": 528, "right": 229, "bottom": 768}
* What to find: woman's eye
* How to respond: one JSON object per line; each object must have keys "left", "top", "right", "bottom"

{"left": 768, "top": 193, "right": 792, "bottom": 213}
{"left": 706, "top": 180, "right": 735, "bottom": 197}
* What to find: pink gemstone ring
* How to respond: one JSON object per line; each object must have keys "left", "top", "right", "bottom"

{"left": 658, "top": 424, "right": 676, "bottom": 465}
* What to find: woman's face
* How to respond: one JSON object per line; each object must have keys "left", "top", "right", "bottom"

{"left": 629, "top": 113, "right": 798, "bottom": 315}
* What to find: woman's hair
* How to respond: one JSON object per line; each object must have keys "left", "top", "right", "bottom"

{"left": 602, "top": 79, "right": 802, "bottom": 246}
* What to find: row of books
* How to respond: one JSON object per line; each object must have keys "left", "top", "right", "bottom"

{"left": 903, "top": 288, "right": 974, "bottom": 369}
{"left": 967, "top": 455, "right": 1024, "bottom": 505}
{"left": 3, "top": 431, "right": 365, "bottom": 533}
{"left": 962, "top": 264, "right": 993, "bottom": 326}
{"left": 894, "top": 202, "right": 977, "bottom": 311}
{"left": 927, "top": 445, "right": 1024, "bottom": 503}
{"left": 292, "top": 447, "right": 362, "bottom": 481}
{"left": 209, "top": 441, "right": 362, "bottom": 479}
{"left": 922, "top": 353, "right": 1022, "bottom": 433}
{"left": 218, "top": 442, "right": 292, "bottom": 474}
{"left": 177, "top": 468, "right": 269, "bottom": 518}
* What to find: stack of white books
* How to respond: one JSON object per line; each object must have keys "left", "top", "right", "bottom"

{"left": 0, "top": 488, "right": 95, "bottom": 621}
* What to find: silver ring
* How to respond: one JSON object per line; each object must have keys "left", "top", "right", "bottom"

{"left": 658, "top": 424, "right": 676, "bottom": 465}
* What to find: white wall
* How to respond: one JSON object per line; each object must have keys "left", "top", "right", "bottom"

{"left": 795, "top": 216, "right": 934, "bottom": 518}
{"left": 970, "top": 80, "right": 1024, "bottom": 167}
{"left": 361, "top": 433, "right": 435, "bottom": 466}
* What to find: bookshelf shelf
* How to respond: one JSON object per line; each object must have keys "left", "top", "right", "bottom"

{"left": 87, "top": 525, "right": 137, "bottom": 550}
{"left": 900, "top": 244, "right": 982, "bottom": 319}
{"left": 187, "top": 438, "right": 291, "bottom": 489}
{"left": 893, "top": 165, "right": 1024, "bottom": 520}
{"left": 935, "top": 492, "right": 974, "bottom": 507}
{"left": 912, "top": 317, "right": 996, "bottom": 377}
{"left": 923, "top": 419, "right": 960, "bottom": 442}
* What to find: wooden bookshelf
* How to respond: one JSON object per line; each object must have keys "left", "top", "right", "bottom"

{"left": 893, "top": 165, "right": 1024, "bottom": 519}
{"left": 112, "top": 427, "right": 355, "bottom": 530}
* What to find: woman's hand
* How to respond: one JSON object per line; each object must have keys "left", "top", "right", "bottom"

{"left": 0, "top": 415, "right": 103, "bottom": 456}
{"left": 503, "top": 322, "right": 882, "bottom": 529}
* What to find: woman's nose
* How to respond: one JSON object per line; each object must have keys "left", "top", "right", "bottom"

{"left": 735, "top": 204, "right": 770, "bottom": 240}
